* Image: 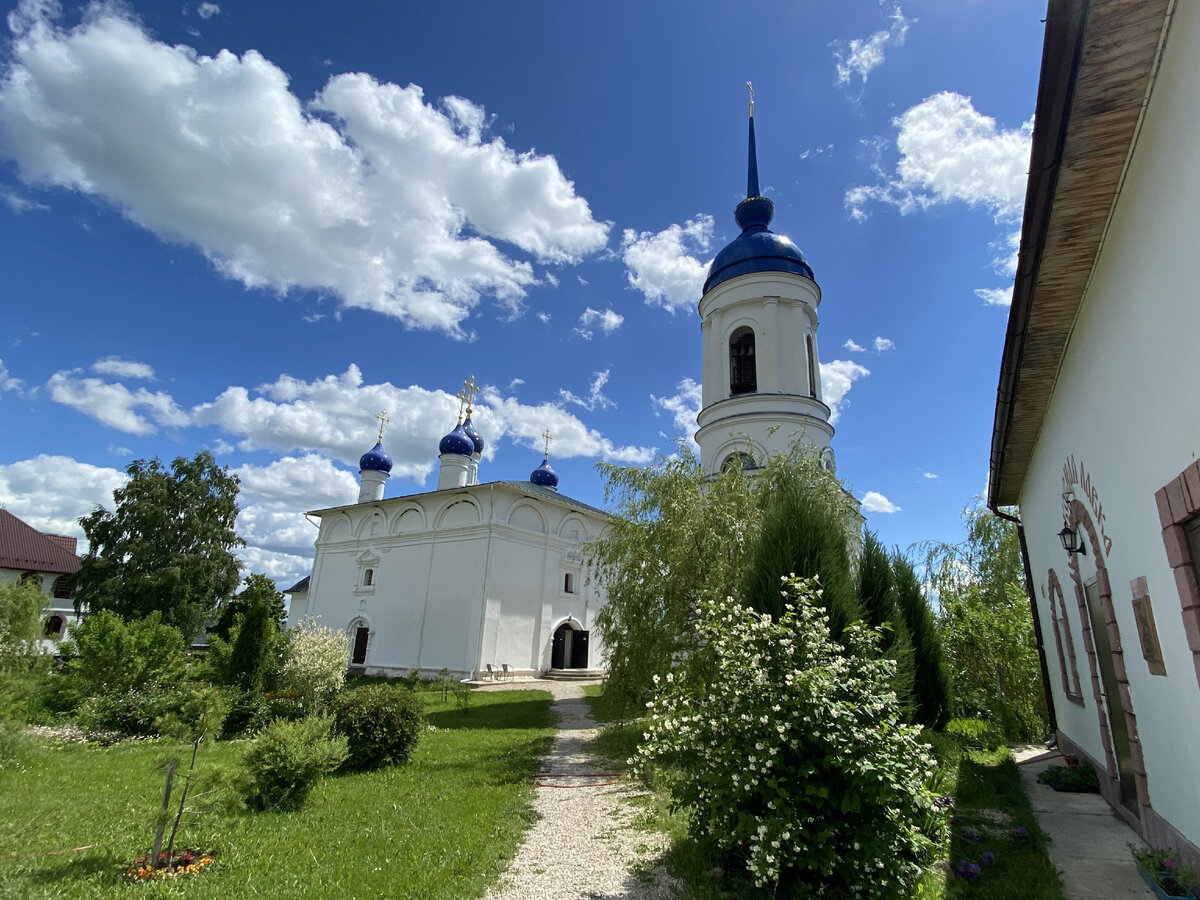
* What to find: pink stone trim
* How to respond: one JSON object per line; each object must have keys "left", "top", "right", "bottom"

{"left": 1156, "top": 461, "right": 1200, "bottom": 693}
{"left": 1047, "top": 569, "right": 1084, "bottom": 703}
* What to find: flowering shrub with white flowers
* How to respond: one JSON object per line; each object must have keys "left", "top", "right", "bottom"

{"left": 278, "top": 620, "right": 348, "bottom": 714}
{"left": 631, "top": 576, "right": 942, "bottom": 898}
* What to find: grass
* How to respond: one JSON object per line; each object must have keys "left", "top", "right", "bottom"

{"left": 583, "top": 683, "right": 1066, "bottom": 899}
{"left": 0, "top": 689, "right": 554, "bottom": 899}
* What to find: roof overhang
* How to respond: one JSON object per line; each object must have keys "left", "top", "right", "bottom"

{"left": 988, "top": 0, "right": 1175, "bottom": 507}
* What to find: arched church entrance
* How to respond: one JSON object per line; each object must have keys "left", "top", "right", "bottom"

{"left": 550, "top": 622, "right": 589, "bottom": 670}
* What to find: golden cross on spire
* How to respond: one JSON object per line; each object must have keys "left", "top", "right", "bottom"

{"left": 375, "top": 409, "right": 391, "bottom": 442}
{"left": 747, "top": 81, "right": 755, "bottom": 117}
{"left": 462, "top": 374, "right": 479, "bottom": 415}
{"left": 454, "top": 388, "right": 468, "bottom": 423}
{"left": 541, "top": 428, "right": 552, "bottom": 459}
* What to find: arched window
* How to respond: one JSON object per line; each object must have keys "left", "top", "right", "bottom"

{"left": 729, "top": 327, "right": 757, "bottom": 395}
{"left": 44, "top": 615, "right": 64, "bottom": 639}
{"left": 721, "top": 452, "right": 759, "bottom": 473}
{"left": 363, "top": 568, "right": 374, "bottom": 587}
{"left": 806, "top": 334, "right": 818, "bottom": 399}
{"left": 18, "top": 571, "right": 42, "bottom": 590}
{"left": 52, "top": 575, "right": 74, "bottom": 599}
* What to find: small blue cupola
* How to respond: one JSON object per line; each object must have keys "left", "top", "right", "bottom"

{"left": 530, "top": 457, "right": 559, "bottom": 490}
{"left": 703, "top": 89, "right": 814, "bottom": 294}
{"left": 439, "top": 423, "right": 475, "bottom": 457}
{"left": 359, "top": 442, "right": 393, "bottom": 473}
{"left": 462, "top": 416, "right": 484, "bottom": 456}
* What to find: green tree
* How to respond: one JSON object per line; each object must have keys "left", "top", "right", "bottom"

{"left": 590, "top": 445, "right": 859, "bottom": 714}
{"left": 924, "top": 500, "right": 1047, "bottom": 740}
{"left": 214, "top": 574, "right": 287, "bottom": 641}
{"left": 60, "top": 609, "right": 185, "bottom": 697}
{"left": 76, "top": 451, "right": 243, "bottom": 641}
{"left": 227, "top": 592, "right": 277, "bottom": 693}
{"left": 855, "top": 530, "right": 915, "bottom": 714}
{"left": 0, "top": 579, "right": 49, "bottom": 723}
{"left": 891, "top": 551, "right": 950, "bottom": 729}
{"left": 740, "top": 469, "right": 862, "bottom": 637}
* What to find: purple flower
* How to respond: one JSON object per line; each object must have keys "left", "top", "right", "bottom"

{"left": 955, "top": 859, "right": 982, "bottom": 881}
{"left": 1164, "top": 858, "right": 1178, "bottom": 870}
{"left": 934, "top": 795, "right": 956, "bottom": 810}
{"left": 979, "top": 851, "right": 996, "bottom": 867}
{"left": 962, "top": 828, "right": 982, "bottom": 843}
{"left": 1011, "top": 826, "right": 1028, "bottom": 839}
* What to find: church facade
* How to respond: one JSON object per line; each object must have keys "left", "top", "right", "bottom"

{"left": 288, "top": 96, "right": 840, "bottom": 681}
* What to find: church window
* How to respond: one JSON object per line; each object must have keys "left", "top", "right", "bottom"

{"left": 564, "top": 573, "right": 576, "bottom": 594}
{"left": 18, "top": 571, "right": 42, "bottom": 590}
{"left": 363, "top": 568, "right": 374, "bottom": 587}
{"left": 51, "top": 575, "right": 73, "bottom": 599}
{"left": 721, "top": 452, "right": 758, "bottom": 473}
{"left": 806, "top": 335, "right": 818, "bottom": 398}
{"left": 729, "top": 327, "right": 757, "bottom": 395}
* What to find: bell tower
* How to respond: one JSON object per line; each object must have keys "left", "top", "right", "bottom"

{"left": 695, "top": 89, "right": 835, "bottom": 476}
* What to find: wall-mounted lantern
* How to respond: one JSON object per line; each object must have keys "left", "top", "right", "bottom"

{"left": 1058, "top": 523, "right": 1086, "bottom": 555}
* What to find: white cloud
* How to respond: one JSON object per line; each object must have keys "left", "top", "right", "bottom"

{"left": 93, "top": 356, "right": 155, "bottom": 380}
{"left": 196, "top": 3, "right": 220, "bottom": 20}
{"left": 843, "top": 339, "right": 865, "bottom": 353}
{"left": 536, "top": 312, "right": 551, "bottom": 324}
{"left": 872, "top": 336, "right": 895, "bottom": 353}
{"left": 860, "top": 491, "right": 901, "bottom": 514}
{"left": 0, "top": 455, "right": 127, "bottom": 540}
{"left": 559, "top": 370, "right": 615, "bottom": 412}
{"left": 480, "top": 386, "right": 654, "bottom": 464}
{"left": 237, "top": 545, "right": 312, "bottom": 587}
{"left": 799, "top": 144, "right": 834, "bottom": 161}
{"left": 46, "top": 370, "right": 188, "bottom": 435}
{"left": 0, "top": 185, "right": 46, "bottom": 212}
{"left": 974, "top": 287, "right": 1013, "bottom": 307}
{"left": 923, "top": 471, "right": 938, "bottom": 479}
{"left": 620, "top": 215, "right": 713, "bottom": 311}
{"left": 845, "top": 92, "right": 1032, "bottom": 223}
{"left": 234, "top": 453, "right": 355, "bottom": 553}
{"left": 0, "top": 4, "right": 608, "bottom": 337}
{"left": 650, "top": 377, "right": 702, "bottom": 451}
{"left": 820, "top": 359, "right": 870, "bottom": 425}
{"left": 0, "top": 358, "right": 24, "bottom": 392}
{"left": 579, "top": 306, "right": 623, "bottom": 334}
{"left": 834, "top": 4, "right": 912, "bottom": 87}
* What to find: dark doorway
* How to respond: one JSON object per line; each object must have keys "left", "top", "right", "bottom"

{"left": 351, "top": 626, "right": 370, "bottom": 666}
{"left": 551, "top": 623, "right": 589, "bottom": 669}
{"left": 1084, "top": 580, "right": 1137, "bottom": 811}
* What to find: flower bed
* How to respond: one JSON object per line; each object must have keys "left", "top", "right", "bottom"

{"left": 124, "top": 851, "right": 214, "bottom": 881}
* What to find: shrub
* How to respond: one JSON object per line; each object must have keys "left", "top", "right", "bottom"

{"left": 278, "top": 621, "right": 348, "bottom": 713}
{"left": 633, "top": 577, "right": 942, "bottom": 898}
{"left": 241, "top": 715, "right": 347, "bottom": 812}
{"left": 945, "top": 717, "right": 1005, "bottom": 750}
{"left": 76, "top": 685, "right": 189, "bottom": 738}
{"left": 334, "top": 684, "right": 423, "bottom": 771}
{"left": 60, "top": 610, "right": 186, "bottom": 697}
{"left": 221, "top": 691, "right": 266, "bottom": 738}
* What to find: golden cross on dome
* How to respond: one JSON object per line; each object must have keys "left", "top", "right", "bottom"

{"left": 541, "top": 428, "right": 552, "bottom": 458}
{"left": 747, "top": 81, "right": 755, "bottom": 117}
{"left": 462, "top": 374, "right": 479, "bottom": 415}
{"left": 375, "top": 409, "right": 391, "bottom": 442}
{"left": 454, "top": 387, "right": 469, "bottom": 423}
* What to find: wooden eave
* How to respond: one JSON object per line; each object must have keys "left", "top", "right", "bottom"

{"left": 989, "top": 0, "right": 1174, "bottom": 507}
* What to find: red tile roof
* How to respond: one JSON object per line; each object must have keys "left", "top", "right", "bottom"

{"left": 0, "top": 510, "right": 82, "bottom": 576}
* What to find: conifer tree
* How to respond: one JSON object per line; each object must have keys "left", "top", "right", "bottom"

{"left": 857, "top": 530, "right": 915, "bottom": 715}
{"left": 891, "top": 552, "right": 950, "bottom": 729}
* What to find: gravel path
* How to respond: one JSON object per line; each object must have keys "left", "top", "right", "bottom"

{"left": 477, "top": 679, "right": 679, "bottom": 900}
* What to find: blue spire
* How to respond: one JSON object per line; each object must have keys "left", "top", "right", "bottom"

{"left": 747, "top": 110, "right": 760, "bottom": 199}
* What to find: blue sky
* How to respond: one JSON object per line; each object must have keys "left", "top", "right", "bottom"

{"left": 0, "top": 0, "right": 1044, "bottom": 588}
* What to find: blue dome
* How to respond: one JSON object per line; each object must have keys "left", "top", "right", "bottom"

{"left": 439, "top": 424, "right": 475, "bottom": 457}
{"left": 530, "top": 457, "right": 559, "bottom": 489}
{"left": 462, "top": 416, "right": 484, "bottom": 455}
{"left": 359, "top": 441, "right": 393, "bottom": 473}
{"left": 703, "top": 196, "right": 813, "bottom": 294}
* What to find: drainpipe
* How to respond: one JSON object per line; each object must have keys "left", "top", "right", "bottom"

{"left": 990, "top": 504, "right": 1058, "bottom": 735}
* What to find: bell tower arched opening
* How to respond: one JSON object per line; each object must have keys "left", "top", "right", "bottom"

{"left": 729, "top": 327, "right": 757, "bottom": 395}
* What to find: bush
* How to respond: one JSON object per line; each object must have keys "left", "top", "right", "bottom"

{"left": 61, "top": 610, "right": 185, "bottom": 697}
{"left": 334, "top": 683, "right": 423, "bottom": 771}
{"left": 633, "top": 577, "right": 942, "bottom": 898}
{"left": 945, "top": 717, "right": 1005, "bottom": 750}
{"left": 278, "top": 621, "right": 348, "bottom": 713}
{"left": 76, "top": 685, "right": 188, "bottom": 738}
{"left": 241, "top": 715, "right": 347, "bottom": 812}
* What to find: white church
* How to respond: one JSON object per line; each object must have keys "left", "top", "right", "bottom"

{"left": 286, "top": 96, "right": 841, "bottom": 680}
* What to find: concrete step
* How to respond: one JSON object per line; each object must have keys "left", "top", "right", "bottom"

{"left": 544, "top": 668, "right": 605, "bottom": 681}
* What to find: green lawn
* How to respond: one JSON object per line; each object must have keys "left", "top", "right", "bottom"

{"left": 0, "top": 689, "right": 554, "bottom": 899}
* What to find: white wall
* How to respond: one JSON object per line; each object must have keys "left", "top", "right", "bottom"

{"left": 1017, "top": 0, "right": 1200, "bottom": 847}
